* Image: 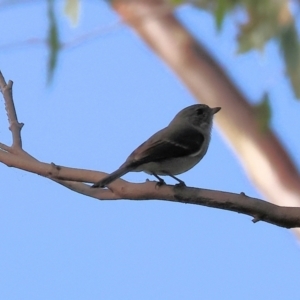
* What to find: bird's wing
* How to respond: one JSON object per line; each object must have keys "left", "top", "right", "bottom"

{"left": 124, "top": 126, "right": 205, "bottom": 167}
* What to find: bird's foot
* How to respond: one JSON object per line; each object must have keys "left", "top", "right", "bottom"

{"left": 151, "top": 173, "right": 166, "bottom": 187}
{"left": 155, "top": 179, "right": 166, "bottom": 187}
{"left": 175, "top": 181, "right": 186, "bottom": 187}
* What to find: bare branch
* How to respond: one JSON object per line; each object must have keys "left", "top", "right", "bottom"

{"left": 0, "top": 74, "right": 23, "bottom": 149}
{"left": 69, "top": 179, "right": 300, "bottom": 229}
{"left": 1, "top": 70, "right": 300, "bottom": 229}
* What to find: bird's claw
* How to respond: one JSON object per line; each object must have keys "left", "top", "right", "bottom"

{"left": 155, "top": 180, "right": 166, "bottom": 187}
{"left": 175, "top": 181, "right": 186, "bottom": 187}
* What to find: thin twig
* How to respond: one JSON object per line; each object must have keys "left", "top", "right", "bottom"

{"left": 0, "top": 75, "right": 23, "bottom": 149}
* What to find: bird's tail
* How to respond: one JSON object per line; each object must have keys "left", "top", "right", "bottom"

{"left": 91, "top": 165, "right": 132, "bottom": 188}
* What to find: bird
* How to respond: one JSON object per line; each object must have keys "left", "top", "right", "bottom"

{"left": 92, "top": 104, "right": 221, "bottom": 188}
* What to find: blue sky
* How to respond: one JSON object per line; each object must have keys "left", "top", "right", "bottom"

{"left": 0, "top": 1, "right": 300, "bottom": 299}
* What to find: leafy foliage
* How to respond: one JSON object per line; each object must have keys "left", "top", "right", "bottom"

{"left": 174, "top": 0, "right": 300, "bottom": 99}
{"left": 46, "top": 0, "right": 300, "bottom": 99}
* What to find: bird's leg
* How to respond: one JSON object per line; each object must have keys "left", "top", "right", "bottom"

{"left": 166, "top": 173, "right": 186, "bottom": 187}
{"left": 152, "top": 173, "right": 166, "bottom": 186}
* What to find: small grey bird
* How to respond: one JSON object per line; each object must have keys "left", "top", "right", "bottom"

{"left": 92, "top": 104, "right": 221, "bottom": 188}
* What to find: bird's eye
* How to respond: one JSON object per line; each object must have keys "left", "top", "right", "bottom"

{"left": 196, "top": 108, "right": 204, "bottom": 115}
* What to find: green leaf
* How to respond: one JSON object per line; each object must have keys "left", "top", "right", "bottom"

{"left": 64, "top": 0, "right": 81, "bottom": 26}
{"left": 254, "top": 93, "right": 271, "bottom": 132}
{"left": 279, "top": 24, "right": 300, "bottom": 99}
{"left": 238, "top": 22, "right": 271, "bottom": 53}
{"left": 47, "top": 0, "right": 61, "bottom": 83}
{"left": 237, "top": 1, "right": 284, "bottom": 53}
{"left": 215, "top": 0, "right": 228, "bottom": 30}
{"left": 238, "top": 16, "right": 278, "bottom": 53}
{"left": 191, "top": 1, "right": 300, "bottom": 100}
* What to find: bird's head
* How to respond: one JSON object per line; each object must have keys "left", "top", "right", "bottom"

{"left": 170, "top": 104, "right": 221, "bottom": 130}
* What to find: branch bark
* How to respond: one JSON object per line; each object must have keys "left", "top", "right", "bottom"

{"left": 1, "top": 71, "right": 300, "bottom": 229}
{"left": 111, "top": 0, "right": 300, "bottom": 235}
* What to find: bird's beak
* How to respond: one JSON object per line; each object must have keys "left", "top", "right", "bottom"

{"left": 211, "top": 107, "right": 221, "bottom": 114}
